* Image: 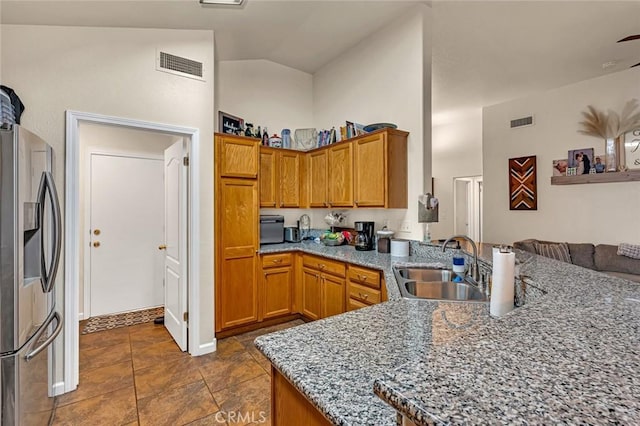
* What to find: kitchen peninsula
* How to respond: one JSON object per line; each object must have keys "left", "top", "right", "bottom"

{"left": 255, "top": 243, "right": 640, "bottom": 425}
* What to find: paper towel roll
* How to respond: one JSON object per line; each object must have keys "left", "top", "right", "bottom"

{"left": 490, "top": 250, "right": 515, "bottom": 317}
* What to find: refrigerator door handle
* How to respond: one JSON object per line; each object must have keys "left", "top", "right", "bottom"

{"left": 37, "top": 171, "right": 62, "bottom": 293}
{"left": 24, "top": 310, "right": 63, "bottom": 362}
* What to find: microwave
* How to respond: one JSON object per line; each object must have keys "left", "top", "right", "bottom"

{"left": 260, "top": 215, "right": 284, "bottom": 244}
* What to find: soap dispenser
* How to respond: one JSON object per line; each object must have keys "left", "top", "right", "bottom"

{"left": 452, "top": 242, "right": 466, "bottom": 281}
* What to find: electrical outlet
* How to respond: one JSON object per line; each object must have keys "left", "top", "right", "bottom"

{"left": 399, "top": 221, "right": 411, "bottom": 233}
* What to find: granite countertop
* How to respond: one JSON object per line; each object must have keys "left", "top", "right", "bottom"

{"left": 255, "top": 242, "right": 640, "bottom": 425}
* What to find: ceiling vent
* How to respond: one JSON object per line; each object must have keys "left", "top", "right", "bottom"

{"left": 510, "top": 115, "right": 534, "bottom": 129}
{"left": 156, "top": 51, "right": 205, "bottom": 81}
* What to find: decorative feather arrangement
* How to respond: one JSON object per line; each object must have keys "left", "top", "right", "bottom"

{"left": 578, "top": 105, "right": 610, "bottom": 138}
{"left": 578, "top": 99, "right": 640, "bottom": 139}
{"left": 609, "top": 99, "right": 640, "bottom": 138}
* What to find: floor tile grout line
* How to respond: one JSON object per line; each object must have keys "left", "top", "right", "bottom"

{"left": 127, "top": 325, "right": 142, "bottom": 426}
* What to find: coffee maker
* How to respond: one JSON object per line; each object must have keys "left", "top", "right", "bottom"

{"left": 354, "top": 221, "right": 375, "bottom": 251}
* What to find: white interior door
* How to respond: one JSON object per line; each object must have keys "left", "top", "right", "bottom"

{"left": 163, "top": 140, "right": 188, "bottom": 351}
{"left": 89, "top": 154, "right": 164, "bottom": 316}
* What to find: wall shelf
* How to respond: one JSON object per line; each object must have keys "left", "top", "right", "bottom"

{"left": 551, "top": 170, "right": 640, "bottom": 185}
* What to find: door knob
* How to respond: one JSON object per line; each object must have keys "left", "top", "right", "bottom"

{"left": 93, "top": 242, "right": 100, "bottom": 248}
{"left": 158, "top": 245, "right": 167, "bottom": 250}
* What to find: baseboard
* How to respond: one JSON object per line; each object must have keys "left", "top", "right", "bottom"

{"left": 52, "top": 381, "right": 66, "bottom": 396}
{"left": 194, "top": 339, "right": 217, "bottom": 356}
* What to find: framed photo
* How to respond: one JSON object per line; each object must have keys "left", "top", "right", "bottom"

{"left": 567, "top": 148, "right": 594, "bottom": 175}
{"left": 624, "top": 128, "right": 640, "bottom": 170}
{"left": 218, "top": 111, "right": 244, "bottom": 135}
{"left": 593, "top": 154, "right": 606, "bottom": 173}
{"left": 552, "top": 159, "right": 568, "bottom": 176}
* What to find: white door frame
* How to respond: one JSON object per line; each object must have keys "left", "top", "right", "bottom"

{"left": 453, "top": 175, "right": 483, "bottom": 242}
{"left": 83, "top": 150, "right": 164, "bottom": 320}
{"left": 64, "top": 110, "right": 202, "bottom": 393}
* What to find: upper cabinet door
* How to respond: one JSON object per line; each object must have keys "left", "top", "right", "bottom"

{"left": 218, "top": 135, "right": 259, "bottom": 179}
{"left": 260, "top": 148, "right": 277, "bottom": 208}
{"left": 327, "top": 143, "right": 353, "bottom": 207}
{"left": 308, "top": 150, "right": 328, "bottom": 208}
{"left": 354, "top": 133, "right": 386, "bottom": 207}
{"left": 279, "top": 151, "right": 301, "bottom": 208}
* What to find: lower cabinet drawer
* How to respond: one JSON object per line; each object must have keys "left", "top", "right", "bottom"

{"left": 262, "top": 253, "right": 292, "bottom": 268}
{"left": 348, "top": 282, "right": 381, "bottom": 305}
{"left": 348, "top": 298, "right": 370, "bottom": 311}
{"left": 347, "top": 266, "right": 381, "bottom": 289}
{"left": 302, "top": 255, "right": 345, "bottom": 278}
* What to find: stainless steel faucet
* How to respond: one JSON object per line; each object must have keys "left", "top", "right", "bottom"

{"left": 441, "top": 235, "right": 480, "bottom": 283}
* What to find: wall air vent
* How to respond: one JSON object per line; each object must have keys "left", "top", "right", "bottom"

{"left": 510, "top": 115, "right": 534, "bottom": 129}
{"left": 157, "top": 51, "right": 205, "bottom": 81}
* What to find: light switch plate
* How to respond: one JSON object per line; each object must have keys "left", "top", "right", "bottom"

{"left": 399, "top": 221, "right": 411, "bottom": 233}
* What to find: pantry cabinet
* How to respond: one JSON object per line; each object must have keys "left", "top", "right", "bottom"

{"left": 259, "top": 147, "right": 302, "bottom": 208}
{"left": 218, "top": 134, "right": 259, "bottom": 179}
{"left": 215, "top": 176, "right": 260, "bottom": 331}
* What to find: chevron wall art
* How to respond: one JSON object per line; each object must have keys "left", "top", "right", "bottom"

{"left": 509, "top": 155, "right": 537, "bottom": 210}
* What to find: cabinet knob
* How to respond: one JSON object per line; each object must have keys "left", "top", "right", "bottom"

{"left": 358, "top": 275, "right": 368, "bottom": 281}
{"left": 158, "top": 244, "right": 167, "bottom": 250}
{"left": 318, "top": 263, "right": 325, "bottom": 270}
{"left": 93, "top": 241, "right": 101, "bottom": 248}
{"left": 354, "top": 200, "right": 359, "bottom": 206}
{"left": 324, "top": 202, "right": 328, "bottom": 207}
{"left": 272, "top": 259, "right": 283, "bottom": 264}
{"left": 359, "top": 292, "right": 369, "bottom": 299}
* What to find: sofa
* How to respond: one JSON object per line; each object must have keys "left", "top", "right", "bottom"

{"left": 513, "top": 239, "right": 640, "bottom": 284}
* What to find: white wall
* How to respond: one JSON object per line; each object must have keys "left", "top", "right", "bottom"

{"left": 216, "top": 59, "right": 314, "bottom": 135}
{"left": 78, "top": 123, "right": 177, "bottom": 318}
{"left": 1, "top": 25, "right": 216, "bottom": 359}
{"left": 430, "top": 109, "right": 483, "bottom": 240}
{"left": 312, "top": 5, "right": 431, "bottom": 239}
{"left": 483, "top": 67, "right": 640, "bottom": 245}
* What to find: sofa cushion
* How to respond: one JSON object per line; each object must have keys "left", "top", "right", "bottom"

{"left": 603, "top": 271, "right": 640, "bottom": 284}
{"left": 567, "top": 243, "right": 596, "bottom": 270}
{"left": 617, "top": 243, "right": 640, "bottom": 260}
{"left": 595, "top": 244, "right": 640, "bottom": 275}
{"left": 534, "top": 242, "right": 572, "bottom": 263}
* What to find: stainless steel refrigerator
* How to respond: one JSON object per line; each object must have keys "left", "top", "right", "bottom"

{"left": 0, "top": 125, "right": 63, "bottom": 425}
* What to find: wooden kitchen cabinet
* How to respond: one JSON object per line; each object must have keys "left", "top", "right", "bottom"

{"left": 259, "top": 147, "right": 302, "bottom": 208}
{"left": 322, "top": 274, "right": 346, "bottom": 318}
{"left": 301, "top": 255, "right": 346, "bottom": 320}
{"left": 218, "top": 134, "right": 259, "bottom": 179}
{"left": 215, "top": 177, "right": 259, "bottom": 331}
{"left": 327, "top": 142, "right": 353, "bottom": 207}
{"left": 346, "top": 264, "right": 385, "bottom": 311}
{"left": 279, "top": 151, "right": 302, "bottom": 207}
{"left": 260, "top": 148, "right": 277, "bottom": 208}
{"left": 215, "top": 134, "right": 261, "bottom": 334}
{"left": 353, "top": 129, "right": 409, "bottom": 208}
{"left": 301, "top": 267, "right": 322, "bottom": 320}
{"left": 261, "top": 253, "right": 293, "bottom": 320}
{"left": 307, "top": 150, "right": 328, "bottom": 208}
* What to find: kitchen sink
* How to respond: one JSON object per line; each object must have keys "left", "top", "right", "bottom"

{"left": 393, "top": 266, "right": 488, "bottom": 303}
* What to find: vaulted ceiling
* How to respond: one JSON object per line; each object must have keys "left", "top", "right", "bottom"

{"left": 2, "top": 0, "right": 639, "bottom": 123}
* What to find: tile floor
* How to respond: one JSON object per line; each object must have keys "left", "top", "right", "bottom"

{"left": 53, "top": 319, "right": 304, "bottom": 426}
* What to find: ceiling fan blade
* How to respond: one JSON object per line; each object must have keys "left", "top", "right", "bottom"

{"left": 617, "top": 35, "right": 640, "bottom": 43}
{"left": 631, "top": 62, "right": 640, "bottom": 68}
